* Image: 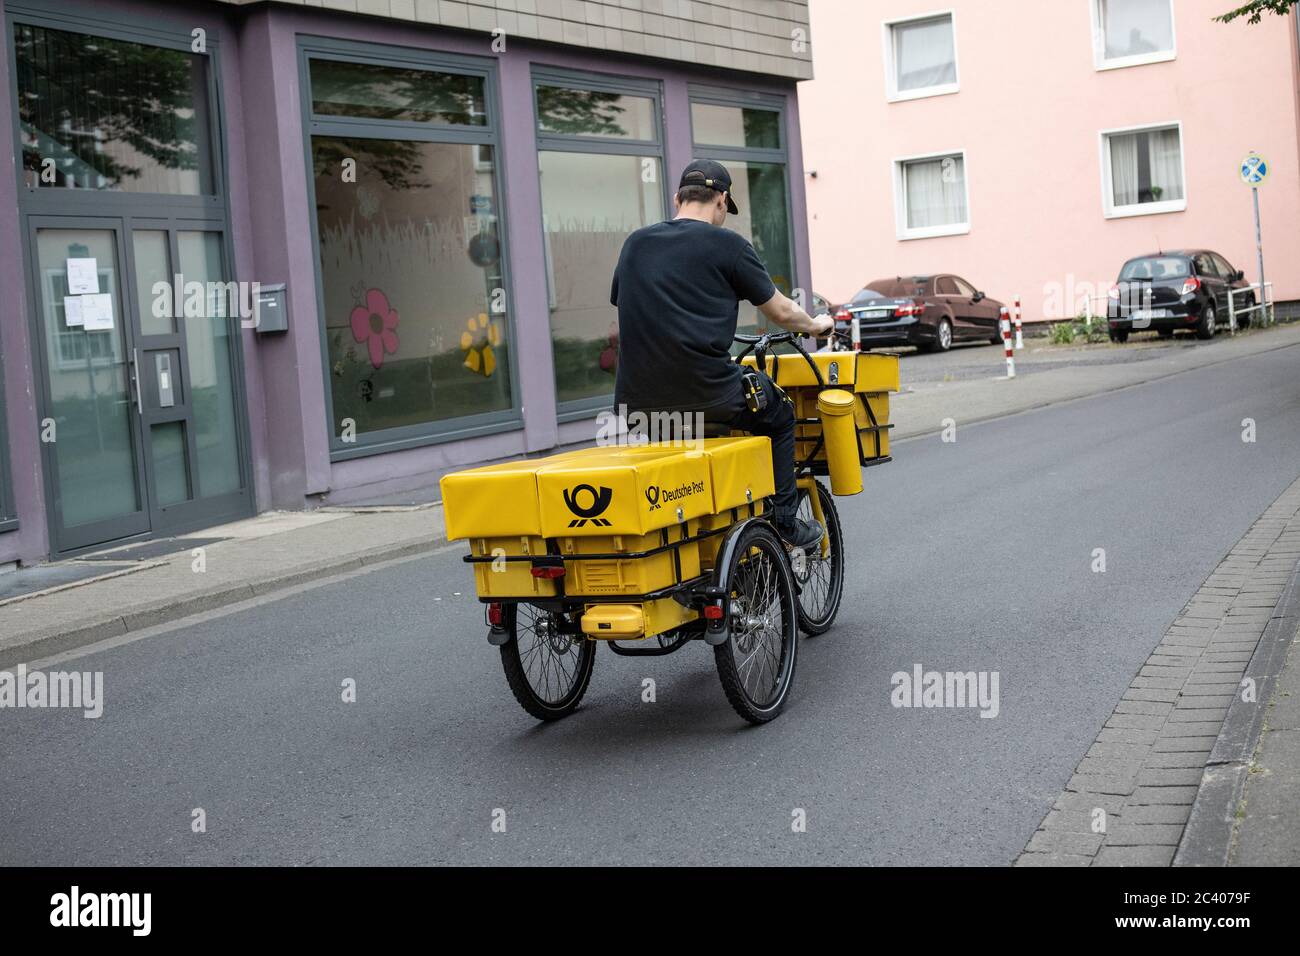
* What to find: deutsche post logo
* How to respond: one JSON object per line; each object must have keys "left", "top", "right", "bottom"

{"left": 645, "top": 486, "right": 662, "bottom": 511}
{"left": 563, "top": 484, "right": 613, "bottom": 527}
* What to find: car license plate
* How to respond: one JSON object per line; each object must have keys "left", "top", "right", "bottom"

{"left": 1132, "top": 309, "right": 1169, "bottom": 321}
{"left": 862, "top": 309, "right": 891, "bottom": 319}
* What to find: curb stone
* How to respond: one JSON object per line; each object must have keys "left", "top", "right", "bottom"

{"left": 1173, "top": 557, "right": 1300, "bottom": 866}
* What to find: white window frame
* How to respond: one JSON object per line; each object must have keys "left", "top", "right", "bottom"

{"left": 1090, "top": 0, "right": 1177, "bottom": 71}
{"left": 1098, "top": 121, "right": 1187, "bottom": 219}
{"left": 881, "top": 10, "right": 960, "bottom": 102}
{"left": 892, "top": 149, "right": 971, "bottom": 240}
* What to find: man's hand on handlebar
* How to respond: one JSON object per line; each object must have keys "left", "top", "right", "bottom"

{"left": 757, "top": 290, "right": 834, "bottom": 338}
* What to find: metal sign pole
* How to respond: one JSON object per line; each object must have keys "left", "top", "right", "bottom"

{"left": 1252, "top": 185, "right": 1268, "bottom": 324}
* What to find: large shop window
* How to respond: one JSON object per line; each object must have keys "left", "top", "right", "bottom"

{"left": 1102, "top": 124, "right": 1185, "bottom": 218}
{"left": 534, "top": 73, "right": 666, "bottom": 415}
{"left": 689, "top": 90, "right": 794, "bottom": 333}
{"left": 14, "top": 22, "right": 215, "bottom": 193}
{"left": 304, "top": 50, "right": 515, "bottom": 454}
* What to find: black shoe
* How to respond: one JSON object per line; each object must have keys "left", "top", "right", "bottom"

{"left": 775, "top": 516, "right": 824, "bottom": 552}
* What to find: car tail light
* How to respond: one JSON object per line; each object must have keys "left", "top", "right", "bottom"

{"left": 1181, "top": 276, "right": 1201, "bottom": 296}
{"left": 834, "top": 307, "right": 851, "bottom": 323}
{"left": 487, "top": 602, "right": 504, "bottom": 627}
{"left": 530, "top": 566, "right": 565, "bottom": 579}
{"left": 895, "top": 300, "right": 922, "bottom": 318}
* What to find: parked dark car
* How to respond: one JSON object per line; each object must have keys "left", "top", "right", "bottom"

{"left": 1107, "top": 250, "right": 1255, "bottom": 343}
{"left": 833, "top": 275, "right": 1005, "bottom": 352}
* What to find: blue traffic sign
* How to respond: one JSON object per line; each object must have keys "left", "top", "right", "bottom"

{"left": 1241, "top": 153, "right": 1269, "bottom": 186}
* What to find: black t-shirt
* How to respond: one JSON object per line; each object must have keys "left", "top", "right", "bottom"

{"left": 610, "top": 218, "right": 777, "bottom": 412}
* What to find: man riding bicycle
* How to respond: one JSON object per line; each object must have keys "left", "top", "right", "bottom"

{"left": 610, "top": 159, "right": 834, "bottom": 551}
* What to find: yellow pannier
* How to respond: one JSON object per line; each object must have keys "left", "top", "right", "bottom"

{"left": 440, "top": 437, "right": 776, "bottom": 605}
{"left": 741, "top": 350, "right": 898, "bottom": 470}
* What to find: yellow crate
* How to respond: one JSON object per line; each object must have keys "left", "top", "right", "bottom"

{"left": 741, "top": 351, "right": 900, "bottom": 393}
{"left": 467, "top": 535, "right": 557, "bottom": 599}
{"left": 791, "top": 389, "right": 893, "bottom": 466}
{"left": 557, "top": 524, "right": 703, "bottom": 597}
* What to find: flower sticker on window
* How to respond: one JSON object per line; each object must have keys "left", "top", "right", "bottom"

{"left": 350, "top": 288, "right": 399, "bottom": 370}
{"left": 461, "top": 312, "right": 501, "bottom": 377}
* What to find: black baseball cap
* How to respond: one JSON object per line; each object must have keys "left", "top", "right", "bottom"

{"left": 679, "top": 159, "right": 739, "bottom": 214}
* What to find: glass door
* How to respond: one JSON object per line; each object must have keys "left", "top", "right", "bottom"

{"left": 29, "top": 222, "right": 151, "bottom": 552}
{"left": 30, "top": 218, "right": 250, "bottom": 554}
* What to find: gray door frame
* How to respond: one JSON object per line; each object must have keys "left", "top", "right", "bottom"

{"left": 5, "top": 3, "right": 254, "bottom": 556}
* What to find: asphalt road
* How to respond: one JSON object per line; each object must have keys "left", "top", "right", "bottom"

{"left": 3, "top": 341, "right": 1299, "bottom": 866}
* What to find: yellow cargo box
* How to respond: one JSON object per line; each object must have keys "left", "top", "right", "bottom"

{"left": 443, "top": 438, "right": 777, "bottom": 548}
{"left": 441, "top": 458, "right": 548, "bottom": 541}
{"left": 741, "top": 351, "right": 900, "bottom": 394}
{"left": 537, "top": 445, "right": 715, "bottom": 538}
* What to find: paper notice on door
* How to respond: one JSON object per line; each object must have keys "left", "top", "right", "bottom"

{"left": 63, "top": 296, "right": 85, "bottom": 327}
{"left": 66, "top": 258, "right": 100, "bottom": 295}
{"left": 79, "top": 293, "right": 114, "bottom": 331}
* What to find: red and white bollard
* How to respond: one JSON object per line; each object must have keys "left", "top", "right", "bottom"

{"left": 1013, "top": 296, "right": 1024, "bottom": 350}
{"left": 850, "top": 316, "right": 861, "bottom": 352}
{"left": 1000, "top": 309, "right": 1016, "bottom": 379}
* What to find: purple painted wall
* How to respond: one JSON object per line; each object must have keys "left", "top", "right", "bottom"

{"left": 0, "top": 0, "right": 808, "bottom": 560}
{"left": 0, "top": 0, "right": 47, "bottom": 565}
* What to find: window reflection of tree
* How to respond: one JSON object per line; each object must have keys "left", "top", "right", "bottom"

{"left": 15, "top": 24, "right": 202, "bottom": 188}
{"left": 537, "top": 87, "right": 629, "bottom": 137}
{"left": 310, "top": 61, "right": 483, "bottom": 124}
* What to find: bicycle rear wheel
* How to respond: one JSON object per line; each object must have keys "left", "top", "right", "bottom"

{"left": 714, "top": 524, "right": 799, "bottom": 724}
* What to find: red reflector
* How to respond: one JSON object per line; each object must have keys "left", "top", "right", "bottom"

{"left": 530, "top": 566, "right": 565, "bottom": 579}
{"left": 703, "top": 604, "right": 725, "bottom": 620}
{"left": 487, "top": 603, "right": 504, "bottom": 627}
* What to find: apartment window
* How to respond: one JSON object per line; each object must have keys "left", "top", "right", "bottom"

{"left": 894, "top": 152, "right": 970, "bottom": 240}
{"left": 534, "top": 71, "right": 666, "bottom": 416}
{"left": 690, "top": 88, "right": 795, "bottom": 333}
{"left": 303, "top": 46, "right": 516, "bottom": 458}
{"left": 1093, "top": 0, "right": 1176, "bottom": 69}
{"left": 1101, "top": 124, "right": 1186, "bottom": 218}
{"left": 884, "top": 12, "right": 959, "bottom": 101}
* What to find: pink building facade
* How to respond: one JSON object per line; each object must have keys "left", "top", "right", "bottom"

{"left": 799, "top": 0, "right": 1300, "bottom": 321}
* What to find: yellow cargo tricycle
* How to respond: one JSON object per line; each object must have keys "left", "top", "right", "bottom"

{"left": 441, "top": 331, "right": 899, "bottom": 724}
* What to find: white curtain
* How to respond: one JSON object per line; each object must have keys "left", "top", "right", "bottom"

{"left": 1147, "top": 127, "right": 1184, "bottom": 201}
{"left": 895, "top": 16, "right": 956, "bottom": 91}
{"left": 906, "top": 156, "right": 966, "bottom": 228}
{"left": 1102, "top": 0, "right": 1174, "bottom": 59}
{"left": 1109, "top": 133, "right": 1140, "bottom": 207}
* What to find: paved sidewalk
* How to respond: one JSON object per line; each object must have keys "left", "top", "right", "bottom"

{"left": 1016, "top": 475, "right": 1300, "bottom": 866}
{"left": 890, "top": 322, "right": 1300, "bottom": 441}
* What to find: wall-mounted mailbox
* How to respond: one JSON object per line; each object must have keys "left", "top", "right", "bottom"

{"left": 254, "top": 283, "right": 288, "bottom": 334}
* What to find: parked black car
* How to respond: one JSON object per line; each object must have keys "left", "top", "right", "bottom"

{"left": 1107, "top": 250, "right": 1255, "bottom": 343}
{"left": 834, "top": 275, "right": 1005, "bottom": 352}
